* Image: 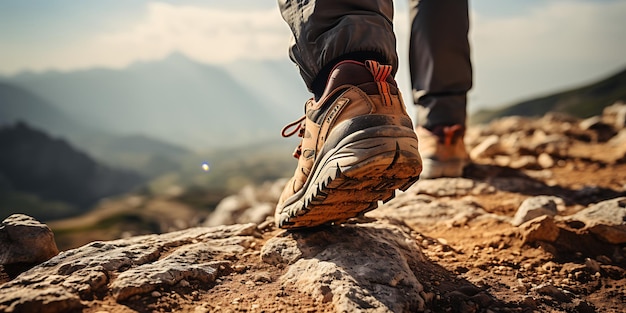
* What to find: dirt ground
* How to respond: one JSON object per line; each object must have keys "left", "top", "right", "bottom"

{"left": 74, "top": 158, "right": 626, "bottom": 313}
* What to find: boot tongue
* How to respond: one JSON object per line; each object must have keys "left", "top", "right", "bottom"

{"left": 307, "top": 60, "right": 398, "bottom": 124}
{"left": 325, "top": 61, "right": 373, "bottom": 93}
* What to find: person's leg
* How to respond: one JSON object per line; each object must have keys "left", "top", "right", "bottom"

{"left": 278, "top": 0, "right": 397, "bottom": 98}
{"left": 409, "top": 0, "right": 472, "bottom": 178}
{"left": 275, "top": 0, "right": 422, "bottom": 229}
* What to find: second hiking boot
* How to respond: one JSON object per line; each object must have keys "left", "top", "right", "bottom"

{"left": 416, "top": 125, "right": 469, "bottom": 178}
{"left": 275, "top": 60, "right": 423, "bottom": 229}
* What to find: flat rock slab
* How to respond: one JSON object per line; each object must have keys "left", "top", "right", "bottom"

{"left": 373, "top": 193, "right": 501, "bottom": 228}
{"left": 261, "top": 223, "right": 426, "bottom": 313}
{"left": 0, "top": 223, "right": 257, "bottom": 313}
{"left": 408, "top": 178, "right": 495, "bottom": 197}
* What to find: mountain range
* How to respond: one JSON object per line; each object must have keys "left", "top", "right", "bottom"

{"left": 0, "top": 53, "right": 309, "bottom": 178}
{"left": 471, "top": 67, "right": 626, "bottom": 124}
{"left": 0, "top": 81, "right": 190, "bottom": 177}
{"left": 5, "top": 52, "right": 624, "bottom": 156}
{"left": 2, "top": 53, "right": 306, "bottom": 150}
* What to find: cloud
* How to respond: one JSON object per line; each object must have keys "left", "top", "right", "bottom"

{"left": 2, "top": 0, "right": 624, "bottom": 111}
{"left": 0, "top": 2, "right": 291, "bottom": 73}
{"left": 94, "top": 3, "right": 290, "bottom": 65}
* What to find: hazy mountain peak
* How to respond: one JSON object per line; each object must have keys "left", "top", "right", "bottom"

{"left": 126, "top": 51, "right": 202, "bottom": 71}
{"left": 163, "top": 51, "right": 196, "bottom": 64}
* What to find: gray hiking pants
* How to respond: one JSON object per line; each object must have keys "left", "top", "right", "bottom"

{"left": 278, "top": 0, "right": 472, "bottom": 128}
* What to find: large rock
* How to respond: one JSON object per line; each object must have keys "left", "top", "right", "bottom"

{"left": 511, "top": 196, "right": 560, "bottom": 226}
{"left": 0, "top": 223, "right": 257, "bottom": 313}
{"left": 0, "top": 214, "right": 59, "bottom": 266}
{"left": 262, "top": 223, "right": 426, "bottom": 312}
{"left": 564, "top": 197, "right": 626, "bottom": 244}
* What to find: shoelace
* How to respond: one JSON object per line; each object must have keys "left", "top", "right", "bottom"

{"left": 281, "top": 115, "right": 306, "bottom": 159}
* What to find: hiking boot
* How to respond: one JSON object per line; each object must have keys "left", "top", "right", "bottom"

{"left": 416, "top": 125, "right": 469, "bottom": 178}
{"left": 275, "top": 60, "right": 422, "bottom": 229}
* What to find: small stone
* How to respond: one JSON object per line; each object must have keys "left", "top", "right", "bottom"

{"left": 534, "top": 284, "right": 570, "bottom": 302}
{"left": 151, "top": 291, "right": 162, "bottom": 298}
{"left": 194, "top": 305, "right": 210, "bottom": 313}
{"left": 510, "top": 155, "right": 537, "bottom": 169}
{"left": 519, "top": 215, "right": 560, "bottom": 244}
{"left": 579, "top": 116, "right": 603, "bottom": 131}
{"left": 233, "top": 265, "right": 247, "bottom": 273}
{"left": 541, "top": 261, "right": 559, "bottom": 273}
{"left": 596, "top": 255, "right": 612, "bottom": 265}
{"left": 470, "top": 135, "right": 501, "bottom": 159}
{"left": 585, "top": 258, "right": 601, "bottom": 273}
{"left": 537, "top": 153, "right": 555, "bottom": 169}
{"left": 521, "top": 296, "right": 538, "bottom": 308}
{"left": 603, "top": 101, "right": 626, "bottom": 129}
{"left": 253, "top": 272, "right": 272, "bottom": 283}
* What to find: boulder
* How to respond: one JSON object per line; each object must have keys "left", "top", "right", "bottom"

{"left": 565, "top": 197, "right": 626, "bottom": 244}
{"left": 0, "top": 214, "right": 59, "bottom": 266}
{"left": 262, "top": 223, "right": 426, "bottom": 312}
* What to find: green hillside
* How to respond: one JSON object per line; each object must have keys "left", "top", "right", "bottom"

{"left": 471, "top": 67, "right": 626, "bottom": 124}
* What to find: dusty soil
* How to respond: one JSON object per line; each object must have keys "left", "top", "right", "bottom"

{"left": 74, "top": 158, "right": 626, "bottom": 313}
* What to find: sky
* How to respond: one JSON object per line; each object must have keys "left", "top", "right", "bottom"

{"left": 1, "top": 0, "right": 625, "bottom": 112}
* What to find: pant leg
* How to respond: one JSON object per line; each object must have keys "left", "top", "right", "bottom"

{"left": 278, "top": 0, "right": 398, "bottom": 93}
{"left": 409, "top": 0, "right": 472, "bottom": 129}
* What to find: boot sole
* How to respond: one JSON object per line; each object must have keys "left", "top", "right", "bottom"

{"left": 276, "top": 125, "right": 422, "bottom": 229}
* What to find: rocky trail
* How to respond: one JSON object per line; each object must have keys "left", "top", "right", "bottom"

{"left": 1, "top": 103, "right": 626, "bottom": 312}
